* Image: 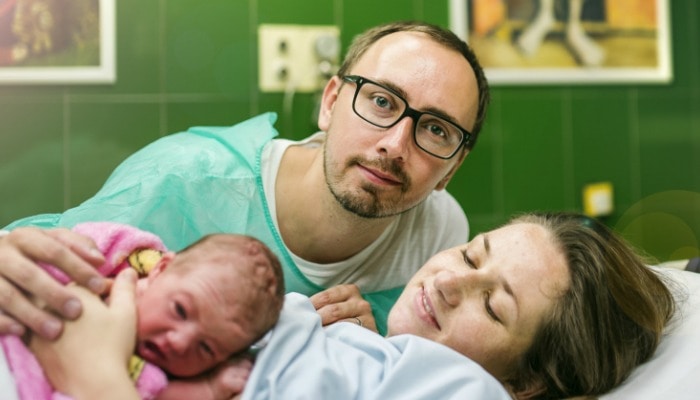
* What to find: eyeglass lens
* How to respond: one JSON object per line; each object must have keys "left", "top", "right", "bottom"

{"left": 352, "top": 80, "right": 464, "bottom": 158}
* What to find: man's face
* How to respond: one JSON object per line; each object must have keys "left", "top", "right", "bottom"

{"left": 318, "top": 31, "right": 479, "bottom": 218}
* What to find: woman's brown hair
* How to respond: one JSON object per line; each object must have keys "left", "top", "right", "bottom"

{"left": 506, "top": 212, "right": 675, "bottom": 399}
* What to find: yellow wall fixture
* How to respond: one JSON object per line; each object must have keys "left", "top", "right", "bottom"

{"left": 583, "top": 182, "right": 614, "bottom": 217}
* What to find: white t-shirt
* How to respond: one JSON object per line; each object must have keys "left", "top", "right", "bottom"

{"left": 261, "top": 132, "right": 469, "bottom": 291}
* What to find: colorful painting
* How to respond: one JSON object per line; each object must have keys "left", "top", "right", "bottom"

{"left": 0, "top": 0, "right": 115, "bottom": 84}
{"left": 450, "top": 0, "right": 672, "bottom": 84}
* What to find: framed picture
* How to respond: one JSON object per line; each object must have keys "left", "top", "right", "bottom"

{"left": 449, "top": 0, "right": 672, "bottom": 84}
{"left": 0, "top": 0, "right": 115, "bottom": 84}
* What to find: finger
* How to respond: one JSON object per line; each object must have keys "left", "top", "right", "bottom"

{"left": 44, "top": 228, "right": 108, "bottom": 294}
{"left": 0, "top": 312, "right": 26, "bottom": 336}
{"left": 316, "top": 299, "right": 373, "bottom": 325}
{"left": 46, "top": 228, "right": 105, "bottom": 263}
{"left": 5, "top": 227, "right": 108, "bottom": 295}
{"left": 107, "top": 268, "right": 137, "bottom": 311}
{"left": 315, "top": 301, "right": 350, "bottom": 324}
{"left": 0, "top": 242, "right": 85, "bottom": 321}
{"left": 309, "top": 284, "right": 359, "bottom": 308}
{"left": 340, "top": 317, "right": 365, "bottom": 327}
{"left": 0, "top": 278, "right": 63, "bottom": 339}
{"left": 214, "top": 359, "right": 253, "bottom": 398}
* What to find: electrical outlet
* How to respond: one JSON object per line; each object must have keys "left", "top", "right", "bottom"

{"left": 258, "top": 24, "right": 340, "bottom": 93}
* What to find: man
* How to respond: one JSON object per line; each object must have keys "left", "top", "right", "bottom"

{"left": 0, "top": 21, "right": 488, "bottom": 345}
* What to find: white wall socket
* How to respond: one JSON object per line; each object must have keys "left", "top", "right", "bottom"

{"left": 258, "top": 24, "right": 340, "bottom": 93}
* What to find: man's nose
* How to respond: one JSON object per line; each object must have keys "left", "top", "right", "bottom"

{"left": 376, "top": 116, "right": 414, "bottom": 159}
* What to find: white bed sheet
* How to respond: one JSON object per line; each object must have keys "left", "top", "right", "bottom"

{"left": 601, "top": 267, "right": 700, "bottom": 399}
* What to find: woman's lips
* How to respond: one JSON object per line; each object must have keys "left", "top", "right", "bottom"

{"left": 419, "top": 286, "right": 441, "bottom": 330}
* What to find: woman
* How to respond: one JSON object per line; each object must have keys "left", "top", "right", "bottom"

{"left": 30, "top": 212, "right": 675, "bottom": 400}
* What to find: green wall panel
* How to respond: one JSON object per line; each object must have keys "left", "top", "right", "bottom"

{"left": 0, "top": 0, "right": 698, "bottom": 262}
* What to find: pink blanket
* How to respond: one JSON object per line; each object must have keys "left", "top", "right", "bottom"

{"left": 0, "top": 222, "right": 169, "bottom": 400}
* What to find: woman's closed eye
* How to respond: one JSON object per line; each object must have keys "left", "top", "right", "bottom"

{"left": 462, "top": 249, "right": 476, "bottom": 268}
{"left": 462, "top": 249, "right": 502, "bottom": 323}
{"left": 484, "top": 292, "right": 501, "bottom": 323}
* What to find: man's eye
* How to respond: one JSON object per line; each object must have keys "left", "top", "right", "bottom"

{"left": 428, "top": 124, "right": 447, "bottom": 138}
{"left": 372, "top": 95, "right": 391, "bottom": 109}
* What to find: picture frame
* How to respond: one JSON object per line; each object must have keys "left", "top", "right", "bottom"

{"left": 449, "top": 0, "right": 673, "bottom": 85}
{"left": 0, "top": 0, "right": 115, "bottom": 84}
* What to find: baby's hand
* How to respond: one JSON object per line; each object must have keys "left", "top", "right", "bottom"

{"left": 212, "top": 356, "right": 254, "bottom": 397}
{"left": 156, "top": 356, "right": 253, "bottom": 400}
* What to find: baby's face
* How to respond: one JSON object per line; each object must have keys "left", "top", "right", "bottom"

{"left": 134, "top": 251, "right": 275, "bottom": 377}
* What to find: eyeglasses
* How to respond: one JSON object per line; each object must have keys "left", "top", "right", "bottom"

{"left": 341, "top": 75, "right": 472, "bottom": 159}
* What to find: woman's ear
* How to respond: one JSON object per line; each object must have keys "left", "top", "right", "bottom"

{"left": 317, "top": 75, "right": 342, "bottom": 132}
{"left": 509, "top": 379, "right": 547, "bottom": 400}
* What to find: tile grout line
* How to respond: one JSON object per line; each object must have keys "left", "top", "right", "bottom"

{"left": 562, "top": 89, "right": 575, "bottom": 208}
{"left": 628, "top": 89, "right": 642, "bottom": 201}
{"left": 62, "top": 90, "right": 71, "bottom": 210}
{"left": 249, "top": 0, "right": 259, "bottom": 116}
{"left": 159, "top": 0, "right": 167, "bottom": 137}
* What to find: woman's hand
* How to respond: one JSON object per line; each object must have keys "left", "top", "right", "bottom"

{"left": 310, "top": 284, "right": 378, "bottom": 333}
{"left": 30, "top": 268, "right": 140, "bottom": 400}
{"left": 0, "top": 227, "right": 107, "bottom": 339}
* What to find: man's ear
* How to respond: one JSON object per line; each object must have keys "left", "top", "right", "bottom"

{"left": 435, "top": 148, "right": 469, "bottom": 191}
{"left": 317, "top": 75, "right": 342, "bottom": 132}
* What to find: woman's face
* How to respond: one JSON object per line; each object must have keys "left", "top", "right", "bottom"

{"left": 387, "top": 222, "right": 570, "bottom": 380}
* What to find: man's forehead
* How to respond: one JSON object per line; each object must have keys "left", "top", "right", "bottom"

{"left": 351, "top": 32, "right": 478, "bottom": 128}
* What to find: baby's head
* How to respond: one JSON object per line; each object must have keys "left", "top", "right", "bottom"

{"left": 134, "top": 234, "right": 284, "bottom": 377}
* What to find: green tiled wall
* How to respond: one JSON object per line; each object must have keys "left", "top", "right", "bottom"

{"left": 1, "top": 0, "right": 698, "bottom": 262}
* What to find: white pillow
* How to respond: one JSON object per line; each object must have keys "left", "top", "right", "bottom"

{"left": 601, "top": 267, "right": 700, "bottom": 399}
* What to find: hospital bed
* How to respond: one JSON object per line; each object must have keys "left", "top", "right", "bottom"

{"left": 601, "top": 258, "right": 700, "bottom": 399}
{"left": 1, "top": 259, "right": 699, "bottom": 399}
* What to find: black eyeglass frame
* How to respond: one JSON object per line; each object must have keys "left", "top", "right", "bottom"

{"left": 341, "top": 74, "right": 473, "bottom": 160}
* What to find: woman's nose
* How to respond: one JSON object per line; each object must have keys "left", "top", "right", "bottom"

{"left": 434, "top": 269, "right": 466, "bottom": 306}
{"left": 434, "top": 268, "right": 492, "bottom": 307}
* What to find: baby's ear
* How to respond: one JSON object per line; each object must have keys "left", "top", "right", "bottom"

{"left": 147, "top": 251, "right": 176, "bottom": 281}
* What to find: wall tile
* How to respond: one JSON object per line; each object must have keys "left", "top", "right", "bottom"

{"left": 166, "top": 0, "right": 249, "bottom": 95}
{"left": 1, "top": 0, "right": 698, "bottom": 260}
{"left": 499, "top": 89, "right": 569, "bottom": 213}
{"left": 66, "top": 102, "right": 161, "bottom": 207}
{"left": 0, "top": 101, "right": 65, "bottom": 225}
{"left": 570, "top": 89, "right": 635, "bottom": 219}
{"left": 258, "top": 0, "right": 335, "bottom": 24}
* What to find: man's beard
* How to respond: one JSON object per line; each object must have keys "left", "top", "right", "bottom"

{"left": 324, "top": 153, "right": 412, "bottom": 219}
